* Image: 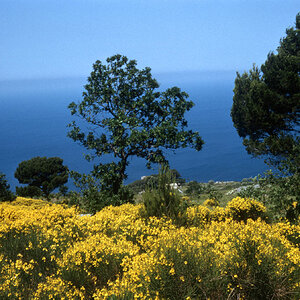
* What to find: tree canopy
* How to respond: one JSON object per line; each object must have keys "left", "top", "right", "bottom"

{"left": 68, "top": 54, "right": 203, "bottom": 194}
{"left": 15, "top": 157, "right": 69, "bottom": 198}
{"left": 0, "top": 172, "right": 15, "bottom": 202}
{"left": 231, "top": 13, "right": 300, "bottom": 173}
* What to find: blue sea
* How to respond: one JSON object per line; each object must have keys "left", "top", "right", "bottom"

{"left": 0, "top": 71, "right": 268, "bottom": 191}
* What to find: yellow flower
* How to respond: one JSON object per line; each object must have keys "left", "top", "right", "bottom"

{"left": 169, "top": 267, "right": 175, "bottom": 275}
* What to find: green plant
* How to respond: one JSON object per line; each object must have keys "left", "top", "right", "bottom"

{"left": 0, "top": 172, "right": 15, "bottom": 202}
{"left": 16, "top": 186, "right": 43, "bottom": 198}
{"left": 129, "top": 169, "right": 184, "bottom": 194}
{"left": 68, "top": 54, "right": 203, "bottom": 197}
{"left": 70, "top": 172, "right": 134, "bottom": 214}
{"left": 238, "top": 170, "right": 300, "bottom": 222}
{"left": 206, "top": 185, "right": 223, "bottom": 203}
{"left": 185, "top": 181, "right": 205, "bottom": 197}
{"left": 142, "top": 165, "right": 187, "bottom": 222}
{"left": 231, "top": 14, "right": 300, "bottom": 174}
{"left": 15, "top": 157, "right": 68, "bottom": 198}
{"left": 128, "top": 175, "right": 159, "bottom": 194}
{"left": 60, "top": 234, "right": 139, "bottom": 298}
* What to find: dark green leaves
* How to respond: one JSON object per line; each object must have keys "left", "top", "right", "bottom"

{"left": 0, "top": 173, "right": 15, "bottom": 202}
{"left": 231, "top": 14, "right": 300, "bottom": 173}
{"left": 14, "top": 157, "right": 68, "bottom": 198}
{"left": 68, "top": 55, "right": 204, "bottom": 194}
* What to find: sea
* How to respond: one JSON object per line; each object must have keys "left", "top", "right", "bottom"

{"left": 0, "top": 71, "right": 269, "bottom": 191}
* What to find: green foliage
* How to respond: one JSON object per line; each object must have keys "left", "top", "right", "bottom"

{"left": 70, "top": 171, "right": 134, "bottom": 214}
{"left": 128, "top": 169, "right": 184, "bottom": 194}
{"left": 146, "top": 237, "right": 222, "bottom": 299}
{"left": 206, "top": 184, "right": 223, "bottom": 203}
{"left": 238, "top": 170, "right": 300, "bottom": 222}
{"left": 0, "top": 172, "right": 15, "bottom": 202}
{"left": 128, "top": 175, "right": 159, "bottom": 194}
{"left": 185, "top": 181, "right": 205, "bottom": 197}
{"left": 15, "top": 157, "right": 68, "bottom": 198}
{"left": 68, "top": 54, "right": 203, "bottom": 196}
{"left": 142, "top": 165, "right": 187, "bottom": 222}
{"left": 231, "top": 14, "right": 300, "bottom": 174}
{"left": 222, "top": 235, "right": 298, "bottom": 300}
{"left": 16, "top": 186, "right": 43, "bottom": 198}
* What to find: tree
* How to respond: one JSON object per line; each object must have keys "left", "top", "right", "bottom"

{"left": 68, "top": 54, "right": 203, "bottom": 195}
{"left": 15, "top": 157, "right": 68, "bottom": 198}
{"left": 0, "top": 172, "right": 15, "bottom": 202}
{"left": 231, "top": 14, "right": 300, "bottom": 173}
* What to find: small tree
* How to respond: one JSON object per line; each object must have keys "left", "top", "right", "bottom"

{"left": 142, "top": 165, "right": 186, "bottom": 222}
{"left": 185, "top": 181, "right": 205, "bottom": 197}
{"left": 231, "top": 14, "right": 300, "bottom": 173}
{"left": 69, "top": 171, "right": 134, "bottom": 214}
{"left": 68, "top": 54, "right": 204, "bottom": 196}
{"left": 15, "top": 157, "right": 68, "bottom": 198}
{"left": 0, "top": 172, "right": 15, "bottom": 202}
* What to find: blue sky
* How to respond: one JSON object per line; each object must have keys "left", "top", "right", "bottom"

{"left": 1, "top": 0, "right": 299, "bottom": 80}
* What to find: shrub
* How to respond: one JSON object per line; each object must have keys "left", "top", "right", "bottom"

{"left": 16, "top": 186, "right": 43, "bottom": 198}
{"left": 70, "top": 172, "right": 134, "bottom": 213}
{"left": 0, "top": 200, "right": 83, "bottom": 299}
{"left": 129, "top": 169, "right": 184, "bottom": 194}
{"left": 98, "top": 219, "right": 300, "bottom": 299}
{"left": 1, "top": 199, "right": 300, "bottom": 299}
{"left": 185, "top": 181, "right": 205, "bottom": 197}
{"left": 211, "top": 206, "right": 227, "bottom": 222}
{"left": 203, "top": 198, "right": 219, "bottom": 207}
{"left": 0, "top": 172, "right": 15, "bottom": 202}
{"left": 238, "top": 171, "right": 300, "bottom": 222}
{"left": 142, "top": 165, "right": 187, "bottom": 223}
{"left": 186, "top": 205, "right": 211, "bottom": 226}
{"left": 226, "top": 197, "right": 266, "bottom": 222}
{"left": 34, "top": 277, "right": 85, "bottom": 300}
{"left": 206, "top": 185, "right": 223, "bottom": 203}
{"left": 59, "top": 234, "right": 139, "bottom": 298}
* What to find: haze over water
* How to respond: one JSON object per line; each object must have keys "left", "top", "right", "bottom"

{"left": 0, "top": 71, "right": 268, "bottom": 190}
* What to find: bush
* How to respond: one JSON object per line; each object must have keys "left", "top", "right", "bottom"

{"left": 16, "top": 186, "right": 43, "bottom": 198}
{"left": 185, "top": 181, "right": 205, "bottom": 197}
{"left": 59, "top": 234, "right": 139, "bottom": 297}
{"left": 210, "top": 206, "right": 226, "bottom": 222}
{"left": 0, "top": 172, "right": 15, "bottom": 202}
{"left": 98, "top": 219, "right": 300, "bottom": 299}
{"left": 142, "top": 165, "right": 187, "bottom": 223}
{"left": 70, "top": 172, "right": 134, "bottom": 213}
{"left": 128, "top": 175, "right": 158, "bottom": 194}
{"left": 203, "top": 198, "right": 219, "bottom": 207}
{"left": 186, "top": 205, "right": 211, "bottom": 226}
{"left": 238, "top": 171, "right": 300, "bottom": 222}
{"left": 34, "top": 277, "right": 85, "bottom": 300}
{"left": 1, "top": 200, "right": 300, "bottom": 299}
{"left": 226, "top": 197, "right": 267, "bottom": 222}
{"left": 206, "top": 185, "right": 223, "bottom": 203}
{"left": 0, "top": 200, "right": 83, "bottom": 299}
{"left": 129, "top": 169, "right": 184, "bottom": 194}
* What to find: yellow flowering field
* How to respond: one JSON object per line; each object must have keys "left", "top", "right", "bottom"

{"left": 0, "top": 197, "right": 299, "bottom": 299}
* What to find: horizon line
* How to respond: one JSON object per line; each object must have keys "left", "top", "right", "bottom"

{"left": 0, "top": 69, "right": 242, "bottom": 83}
